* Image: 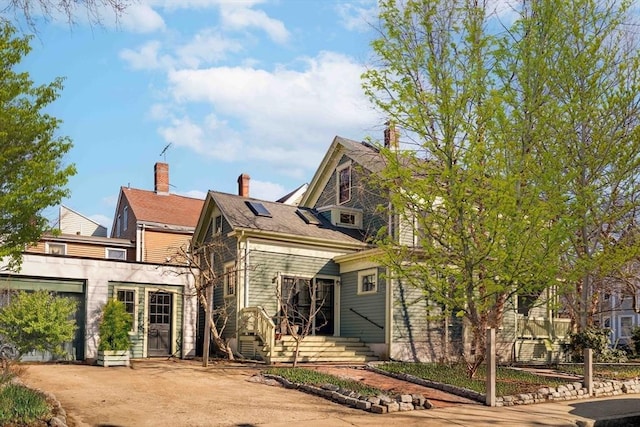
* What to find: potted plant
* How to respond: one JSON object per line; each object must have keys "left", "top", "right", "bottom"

{"left": 97, "top": 299, "right": 132, "bottom": 367}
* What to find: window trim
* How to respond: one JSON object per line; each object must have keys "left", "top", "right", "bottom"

{"left": 46, "top": 242, "right": 67, "bottom": 255}
{"left": 106, "top": 247, "right": 127, "bottom": 260}
{"left": 115, "top": 287, "right": 138, "bottom": 334}
{"left": 357, "top": 268, "right": 378, "bottom": 295}
{"left": 336, "top": 162, "right": 352, "bottom": 205}
{"left": 223, "top": 262, "right": 236, "bottom": 298}
{"left": 619, "top": 316, "right": 634, "bottom": 338}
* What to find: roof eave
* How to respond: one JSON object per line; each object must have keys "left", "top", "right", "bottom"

{"left": 229, "top": 227, "right": 368, "bottom": 251}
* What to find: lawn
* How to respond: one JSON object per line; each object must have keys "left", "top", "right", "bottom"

{"left": 264, "top": 367, "right": 386, "bottom": 397}
{"left": 556, "top": 364, "right": 640, "bottom": 381}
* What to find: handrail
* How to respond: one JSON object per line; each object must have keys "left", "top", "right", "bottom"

{"left": 349, "top": 308, "right": 384, "bottom": 329}
{"left": 238, "top": 306, "right": 275, "bottom": 363}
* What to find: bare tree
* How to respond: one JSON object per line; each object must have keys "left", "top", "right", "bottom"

{"left": 275, "top": 277, "right": 328, "bottom": 367}
{"left": 168, "top": 241, "right": 235, "bottom": 365}
{"left": 2, "top": 0, "right": 129, "bottom": 29}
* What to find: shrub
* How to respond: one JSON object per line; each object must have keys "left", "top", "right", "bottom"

{"left": 98, "top": 299, "right": 132, "bottom": 351}
{"left": 563, "top": 327, "right": 627, "bottom": 363}
{"left": 0, "top": 384, "right": 49, "bottom": 424}
{"left": 632, "top": 326, "right": 640, "bottom": 356}
{"left": 0, "top": 290, "right": 77, "bottom": 358}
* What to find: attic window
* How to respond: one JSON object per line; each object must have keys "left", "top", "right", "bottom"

{"left": 296, "top": 209, "right": 320, "bottom": 225}
{"left": 246, "top": 201, "right": 272, "bottom": 217}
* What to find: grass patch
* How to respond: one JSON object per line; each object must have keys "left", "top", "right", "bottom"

{"left": 557, "top": 364, "right": 640, "bottom": 381}
{"left": 377, "top": 363, "right": 572, "bottom": 396}
{"left": 0, "top": 383, "right": 50, "bottom": 425}
{"left": 264, "top": 367, "right": 385, "bottom": 397}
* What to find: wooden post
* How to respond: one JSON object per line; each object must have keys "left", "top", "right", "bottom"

{"left": 486, "top": 328, "right": 496, "bottom": 407}
{"left": 584, "top": 348, "right": 593, "bottom": 396}
{"left": 202, "top": 286, "right": 212, "bottom": 367}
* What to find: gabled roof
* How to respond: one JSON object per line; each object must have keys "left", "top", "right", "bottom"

{"left": 200, "top": 191, "right": 366, "bottom": 247}
{"left": 276, "top": 183, "right": 308, "bottom": 206}
{"left": 121, "top": 187, "right": 204, "bottom": 229}
{"left": 299, "top": 136, "right": 385, "bottom": 207}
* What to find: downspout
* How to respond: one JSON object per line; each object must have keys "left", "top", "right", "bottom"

{"left": 244, "top": 233, "right": 249, "bottom": 308}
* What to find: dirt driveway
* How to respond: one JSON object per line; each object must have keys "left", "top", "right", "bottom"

{"left": 20, "top": 359, "right": 469, "bottom": 427}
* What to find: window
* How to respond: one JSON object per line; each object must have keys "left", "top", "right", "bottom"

{"left": 246, "top": 201, "right": 272, "bottom": 217}
{"left": 116, "top": 215, "right": 121, "bottom": 237}
{"left": 339, "top": 212, "right": 356, "bottom": 225}
{"left": 116, "top": 289, "right": 137, "bottom": 332}
{"left": 337, "top": 163, "right": 351, "bottom": 204}
{"left": 224, "top": 263, "right": 236, "bottom": 297}
{"left": 214, "top": 215, "right": 223, "bottom": 235}
{"left": 620, "top": 316, "right": 634, "bottom": 338}
{"left": 46, "top": 243, "right": 66, "bottom": 255}
{"left": 358, "top": 269, "right": 378, "bottom": 294}
{"left": 106, "top": 248, "right": 126, "bottom": 260}
{"left": 123, "top": 206, "right": 128, "bottom": 231}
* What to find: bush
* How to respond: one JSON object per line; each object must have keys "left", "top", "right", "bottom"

{"left": 0, "top": 290, "right": 77, "bottom": 358}
{"left": 0, "top": 384, "right": 50, "bottom": 424}
{"left": 632, "top": 326, "right": 640, "bottom": 356}
{"left": 98, "top": 299, "right": 132, "bottom": 351}
{"left": 563, "top": 327, "right": 627, "bottom": 363}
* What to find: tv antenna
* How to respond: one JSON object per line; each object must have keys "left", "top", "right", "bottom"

{"left": 159, "top": 143, "right": 172, "bottom": 161}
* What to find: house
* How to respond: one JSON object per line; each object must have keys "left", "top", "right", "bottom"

{"left": 596, "top": 266, "right": 640, "bottom": 349}
{"left": 193, "top": 127, "right": 571, "bottom": 364}
{"left": 1, "top": 164, "right": 202, "bottom": 362}
{"left": 111, "top": 162, "right": 204, "bottom": 264}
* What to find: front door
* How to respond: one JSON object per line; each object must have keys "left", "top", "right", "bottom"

{"left": 314, "top": 278, "right": 334, "bottom": 336}
{"left": 147, "top": 292, "right": 172, "bottom": 357}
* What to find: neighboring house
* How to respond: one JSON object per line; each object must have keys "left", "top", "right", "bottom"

{"left": 597, "top": 268, "right": 640, "bottom": 349}
{"left": 111, "top": 162, "right": 204, "bottom": 264}
{"left": 2, "top": 165, "right": 202, "bottom": 362}
{"left": 193, "top": 128, "right": 570, "bottom": 364}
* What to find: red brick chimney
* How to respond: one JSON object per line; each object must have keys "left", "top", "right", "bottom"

{"left": 384, "top": 121, "right": 399, "bottom": 150}
{"left": 155, "top": 162, "right": 169, "bottom": 194}
{"left": 238, "top": 173, "right": 250, "bottom": 197}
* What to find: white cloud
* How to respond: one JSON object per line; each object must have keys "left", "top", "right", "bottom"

{"left": 145, "top": 0, "right": 265, "bottom": 10}
{"left": 177, "top": 29, "right": 244, "bottom": 68}
{"left": 180, "top": 189, "right": 207, "bottom": 199}
{"left": 220, "top": 4, "right": 289, "bottom": 44}
{"left": 250, "top": 180, "right": 287, "bottom": 202}
{"left": 89, "top": 214, "right": 112, "bottom": 228}
{"left": 119, "top": 41, "right": 173, "bottom": 70}
{"left": 119, "top": 3, "right": 166, "bottom": 33}
{"left": 336, "top": 1, "right": 378, "bottom": 32}
{"left": 163, "top": 51, "right": 378, "bottom": 172}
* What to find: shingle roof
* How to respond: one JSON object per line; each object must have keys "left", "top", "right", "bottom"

{"left": 122, "top": 187, "right": 204, "bottom": 228}
{"left": 210, "top": 191, "right": 366, "bottom": 245}
{"left": 334, "top": 136, "right": 386, "bottom": 173}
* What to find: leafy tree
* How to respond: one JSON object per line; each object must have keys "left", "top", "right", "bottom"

{"left": 0, "top": 22, "right": 75, "bottom": 271}
{"left": 363, "top": 0, "right": 640, "bottom": 376}
{"left": 0, "top": 290, "right": 77, "bottom": 357}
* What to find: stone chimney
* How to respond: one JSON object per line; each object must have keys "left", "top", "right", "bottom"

{"left": 154, "top": 162, "right": 169, "bottom": 194}
{"left": 384, "top": 121, "right": 399, "bottom": 150}
{"left": 238, "top": 173, "right": 250, "bottom": 197}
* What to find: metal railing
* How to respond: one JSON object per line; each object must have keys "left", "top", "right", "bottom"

{"left": 518, "top": 317, "right": 572, "bottom": 339}
{"left": 238, "top": 306, "right": 275, "bottom": 363}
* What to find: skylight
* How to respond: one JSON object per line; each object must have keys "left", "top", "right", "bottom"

{"left": 296, "top": 209, "right": 320, "bottom": 225}
{"left": 246, "top": 201, "right": 272, "bottom": 217}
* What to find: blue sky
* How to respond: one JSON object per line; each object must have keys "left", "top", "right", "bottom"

{"left": 13, "top": 0, "right": 384, "bottom": 232}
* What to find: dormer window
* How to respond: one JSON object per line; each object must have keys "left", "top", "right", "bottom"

{"left": 337, "top": 162, "right": 351, "bottom": 204}
{"left": 317, "top": 205, "right": 362, "bottom": 229}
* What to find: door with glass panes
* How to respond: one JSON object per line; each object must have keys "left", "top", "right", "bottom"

{"left": 147, "top": 292, "right": 172, "bottom": 356}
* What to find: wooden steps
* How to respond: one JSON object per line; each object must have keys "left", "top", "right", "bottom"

{"left": 269, "top": 336, "right": 378, "bottom": 364}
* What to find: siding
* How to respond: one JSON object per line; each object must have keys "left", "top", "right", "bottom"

{"left": 60, "top": 206, "right": 107, "bottom": 237}
{"left": 391, "top": 278, "right": 450, "bottom": 362}
{"left": 314, "top": 154, "right": 388, "bottom": 240}
{"left": 25, "top": 240, "right": 134, "bottom": 261}
{"left": 108, "top": 282, "right": 184, "bottom": 358}
{"left": 143, "top": 230, "right": 191, "bottom": 264}
{"left": 339, "top": 268, "right": 385, "bottom": 343}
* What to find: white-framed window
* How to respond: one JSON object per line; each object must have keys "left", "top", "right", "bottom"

{"left": 358, "top": 268, "right": 378, "bottom": 295}
{"left": 620, "top": 316, "right": 634, "bottom": 338}
{"left": 214, "top": 215, "right": 223, "bottom": 235}
{"left": 46, "top": 242, "right": 66, "bottom": 255}
{"left": 115, "top": 287, "right": 137, "bottom": 333}
{"left": 336, "top": 162, "right": 351, "bottom": 205}
{"left": 106, "top": 248, "right": 127, "bottom": 260}
{"left": 224, "top": 263, "right": 236, "bottom": 297}
{"left": 123, "top": 206, "right": 128, "bottom": 231}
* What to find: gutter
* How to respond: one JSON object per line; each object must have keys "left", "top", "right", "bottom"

{"left": 228, "top": 227, "right": 367, "bottom": 251}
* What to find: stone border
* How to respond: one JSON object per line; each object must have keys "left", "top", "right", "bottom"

{"left": 262, "top": 374, "right": 434, "bottom": 414}
{"left": 365, "top": 362, "right": 640, "bottom": 407}
{"left": 365, "top": 362, "right": 485, "bottom": 403}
